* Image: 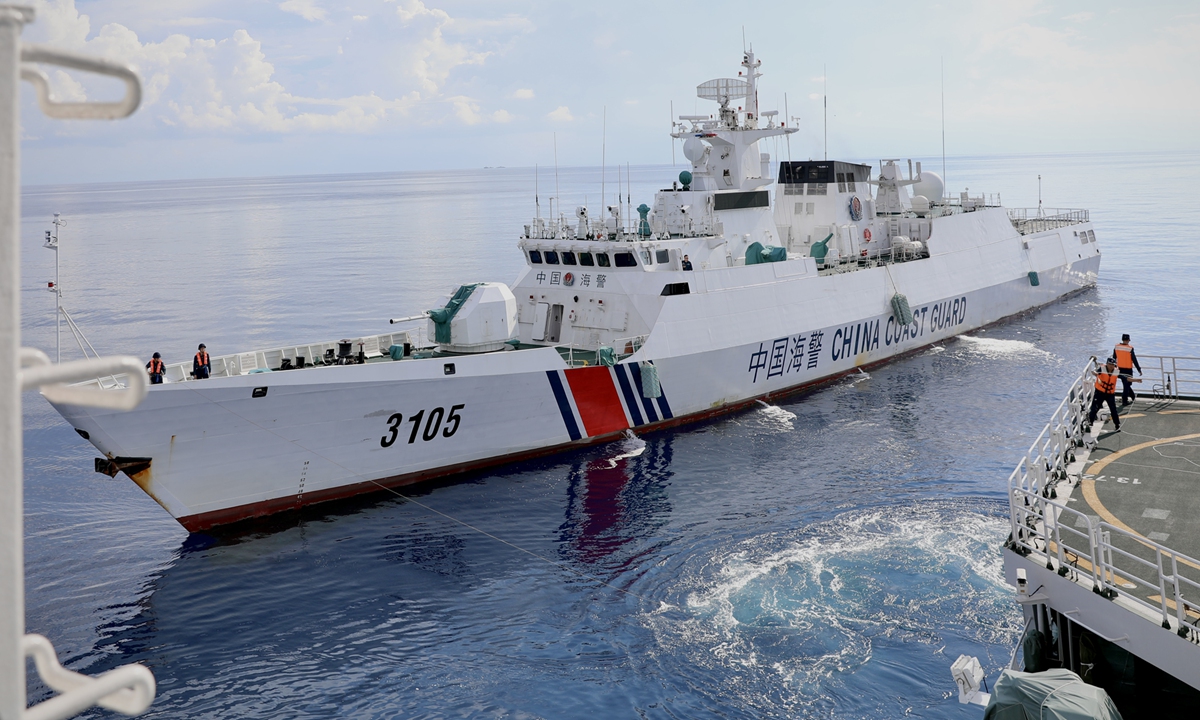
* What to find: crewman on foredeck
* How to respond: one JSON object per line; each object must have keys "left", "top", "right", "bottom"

{"left": 1113, "top": 333, "right": 1142, "bottom": 405}
{"left": 146, "top": 352, "right": 165, "bottom": 385}
{"left": 193, "top": 343, "right": 211, "bottom": 379}
{"left": 1088, "top": 358, "right": 1122, "bottom": 432}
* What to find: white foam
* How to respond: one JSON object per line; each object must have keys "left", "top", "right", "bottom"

{"left": 642, "top": 503, "right": 1021, "bottom": 701}
{"left": 603, "top": 430, "right": 646, "bottom": 468}
{"left": 750, "top": 401, "right": 797, "bottom": 431}
{"left": 956, "top": 335, "right": 1052, "bottom": 359}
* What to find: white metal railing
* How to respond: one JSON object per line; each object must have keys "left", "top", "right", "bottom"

{"left": 70, "top": 330, "right": 414, "bottom": 390}
{"left": 1007, "top": 208, "right": 1090, "bottom": 235}
{"left": 559, "top": 335, "right": 646, "bottom": 367}
{"left": 613, "top": 334, "right": 648, "bottom": 358}
{"left": 1136, "top": 355, "right": 1200, "bottom": 400}
{"left": 2, "top": 7, "right": 156, "bottom": 719}
{"left": 1007, "top": 355, "right": 1200, "bottom": 641}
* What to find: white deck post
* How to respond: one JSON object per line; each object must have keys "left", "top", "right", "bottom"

{"left": 0, "top": 7, "right": 33, "bottom": 719}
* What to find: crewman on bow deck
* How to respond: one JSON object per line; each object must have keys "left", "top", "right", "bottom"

{"left": 1113, "top": 333, "right": 1142, "bottom": 405}
{"left": 146, "top": 352, "right": 165, "bottom": 385}
{"left": 193, "top": 343, "right": 211, "bottom": 379}
{"left": 1088, "top": 358, "right": 1122, "bottom": 432}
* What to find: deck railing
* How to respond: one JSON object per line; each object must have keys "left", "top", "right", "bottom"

{"left": 1006, "top": 208, "right": 1090, "bottom": 235}
{"left": 71, "top": 330, "right": 414, "bottom": 389}
{"left": 1007, "top": 355, "right": 1200, "bottom": 640}
{"left": 1136, "top": 355, "right": 1200, "bottom": 400}
{"left": 559, "top": 334, "right": 648, "bottom": 367}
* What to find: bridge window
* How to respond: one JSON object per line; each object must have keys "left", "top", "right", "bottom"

{"left": 836, "top": 172, "right": 846, "bottom": 192}
{"left": 614, "top": 252, "right": 636, "bottom": 267}
{"left": 596, "top": 252, "right": 611, "bottom": 267}
{"left": 544, "top": 250, "right": 560, "bottom": 265}
{"left": 528, "top": 250, "right": 543, "bottom": 264}
{"left": 640, "top": 250, "right": 653, "bottom": 264}
{"left": 579, "top": 252, "right": 595, "bottom": 266}
{"left": 807, "top": 183, "right": 826, "bottom": 196}
{"left": 661, "top": 282, "right": 690, "bottom": 296}
{"left": 655, "top": 249, "right": 670, "bottom": 264}
{"left": 562, "top": 251, "right": 577, "bottom": 265}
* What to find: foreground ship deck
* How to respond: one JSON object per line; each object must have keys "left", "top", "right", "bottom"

{"left": 996, "top": 355, "right": 1200, "bottom": 716}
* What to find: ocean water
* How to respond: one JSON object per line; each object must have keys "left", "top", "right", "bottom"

{"left": 17, "top": 152, "right": 1199, "bottom": 718}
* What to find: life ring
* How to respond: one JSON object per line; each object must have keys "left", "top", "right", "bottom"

{"left": 863, "top": 227, "right": 872, "bottom": 242}
{"left": 568, "top": 309, "right": 577, "bottom": 323}
{"left": 563, "top": 272, "right": 575, "bottom": 286}
{"left": 848, "top": 195, "right": 863, "bottom": 222}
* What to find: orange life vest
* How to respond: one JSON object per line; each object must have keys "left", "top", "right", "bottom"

{"left": 1095, "top": 371, "right": 1118, "bottom": 395}
{"left": 195, "top": 351, "right": 209, "bottom": 366}
{"left": 148, "top": 358, "right": 164, "bottom": 374}
{"left": 1113, "top": 343, "right": 1133, "bottom": 370}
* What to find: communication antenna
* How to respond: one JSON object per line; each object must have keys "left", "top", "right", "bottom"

{"left": 554, "top": 132, "right": 560, "bottom": 224}
{"left": 670, "top": 100, "right": 675, "bottom": 166}
{"left": 626, "top": 163, "right": 632, "bottom": 234}
{"left": 601, "top": 106, "right": 606, "bottom": 211}
{"left": 535, "top": 163, "right": 540, "bottom": 222}
{"left": 43, "top": 214, "right": 65, "bottom": 362}
{"left": 784, "top": 92, "right": 792, "bottom": 162}
{"left": 823, "top": 64, "right": 827, "bottom": 161}
{"left": 941, "top": 56, "right": 947, "bottom": 190}
{"left": 1037, "top": 175, "right": 1043, "bottom": 217}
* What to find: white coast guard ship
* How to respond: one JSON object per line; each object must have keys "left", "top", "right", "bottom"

{"left": 50, "top": 52, "right": 1101, "bottom": 532}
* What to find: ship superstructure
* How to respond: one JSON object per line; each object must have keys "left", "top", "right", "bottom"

{"left": 49, "top": 52, "right": 1101, "bottom": 531}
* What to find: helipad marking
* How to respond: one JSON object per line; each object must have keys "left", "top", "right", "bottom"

{"left": 1082, "top": 432, "right": 1200, "bottom": 572}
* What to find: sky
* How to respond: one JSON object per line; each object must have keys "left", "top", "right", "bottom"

{"left": 15, "top": 0, "right": 1200, "bottom": 185}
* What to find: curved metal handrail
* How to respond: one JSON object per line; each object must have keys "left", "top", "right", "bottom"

{"left": 20, "top": 348, "right": 147, "bottom": 411}
{"left": 20, "top": 43, "right": 140, "bottom": 120}
{"left": 22, "top": 634, "right": 155, "bottom": 720}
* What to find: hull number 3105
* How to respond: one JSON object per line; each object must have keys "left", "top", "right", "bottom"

{"left": 381, "top": 404, "right": 465, "bottom": 448}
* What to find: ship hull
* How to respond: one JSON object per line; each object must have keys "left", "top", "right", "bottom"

{"left": 51, "top": 225, "right": 1100, "bottom": 531}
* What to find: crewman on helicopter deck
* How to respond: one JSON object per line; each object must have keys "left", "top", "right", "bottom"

{"left": 1088, "top": 358, "right": 1122, "bottom": 432}
{"left": 193, "top": 343, "right": 211, "bottom": 379}
{"left": 146, "top": 352, "right": 165, "bottom": 385}
{"left": 1113, "top": 333, "right": 1142, "bottom": 405}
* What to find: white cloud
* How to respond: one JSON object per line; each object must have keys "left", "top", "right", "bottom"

{"left": 391, "top": 0, "right": 490, "bottom": 95}
{"left": 491, "top": 109, "right": 513, "bottom": 122}
{"left": 547, "top": 105, "right": 573, "bottom": 122}
{"left": 451, "top": 96, "right": 482, "bottom": 125}
{"left": 1062, "top": 12, "right": 1093, "bottom": 22}
{"left": 22, "top": 0, "right": 529, "bottom": 135}
{"left": 279, "top": 0, "right": 327, "bottom": 22}
{"left": 512, "top": 88, "right": 534, "bottom": 99}
{"left": 353, "top": 15, "right": 369, "bottom": 21}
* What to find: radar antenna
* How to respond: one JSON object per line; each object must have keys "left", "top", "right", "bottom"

{"left": 696, "top": 78, "right": 749, "bottom": 107}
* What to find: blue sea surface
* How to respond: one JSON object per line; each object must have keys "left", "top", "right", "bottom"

{"left": 18, "top": 152, "right": 1199, "bottom": 718}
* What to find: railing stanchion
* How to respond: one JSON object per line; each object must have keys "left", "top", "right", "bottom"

{"left": 1157, "top": 548, "right": 1171, "bottom": 628}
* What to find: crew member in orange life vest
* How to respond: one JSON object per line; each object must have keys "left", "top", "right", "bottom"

{"left": 193, "top": 343, "right": 211, "bottom": 379}
{"left": 1113, "top": 333, "right": 1142, "bottom": 405}
{"left": 1088, "top": 358, "right": 1122, "bottom": 432}
{"left": 145, "top": 352, "right": 165, "bottom": 385}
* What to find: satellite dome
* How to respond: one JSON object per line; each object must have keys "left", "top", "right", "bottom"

{"left": 912, "top": 171, "right": 945, "bottom": 204}
{"left": 682, "top": 136, "right": 707, "bottom": 164}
